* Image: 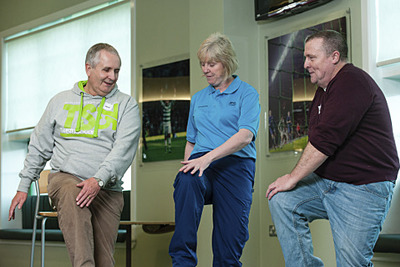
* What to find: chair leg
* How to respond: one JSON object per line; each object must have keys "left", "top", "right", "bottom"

{"left": 41, "top": 217, "right": 48, "bottom": 267}
{"left": 125, "top": 225, "right": 132, "bottom": 267}
{"left": 30, "top": 217, "right": 39, "bottom": 267}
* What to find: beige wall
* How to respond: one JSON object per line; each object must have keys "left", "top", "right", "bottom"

{"left": 1, "top": 0, "right": 398, "bottom": 266}
{"left": 132, "top": 0, "right": 190, "bottom": 266}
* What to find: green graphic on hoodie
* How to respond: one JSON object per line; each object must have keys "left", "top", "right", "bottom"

{"left": 61, "top": 102, "right": 118, "bottom": 138}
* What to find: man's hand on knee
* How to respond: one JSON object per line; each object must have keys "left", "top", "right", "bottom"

{"left": 76, "top": 178, "right": 101, "bottom": 208}
{"left": 266, "top": 174, "right": 298, "bottom": 200}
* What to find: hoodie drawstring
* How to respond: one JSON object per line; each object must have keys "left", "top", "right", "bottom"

{"left": 75, "top": 92, "right": 84, "bottom": 132}
{"left": 75, "top": 91, "right": 105, "bottom": 138}
{"left": 93, "top": 97, "right": 106, "bottom": 138}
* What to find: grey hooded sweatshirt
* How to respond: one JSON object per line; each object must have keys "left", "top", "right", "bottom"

{"left": 18, "top": 81, "right": 140, "bottom": 192}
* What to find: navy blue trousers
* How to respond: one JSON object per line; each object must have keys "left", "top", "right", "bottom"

{"left": 169, "top": 153, "right": 255, "bottom": 267}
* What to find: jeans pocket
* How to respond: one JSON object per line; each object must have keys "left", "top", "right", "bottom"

{"left": 360, "top": 181, "right": 394, "bottom": 199}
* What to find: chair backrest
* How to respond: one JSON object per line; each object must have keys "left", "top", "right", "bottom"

{"left": 33, "top": 170, "right": 51, "bottom": 217}
{"left": 22, "top": 170, "right": 58, "bottom": 229}
{"left": 38, "top": 170, "right": 51, "bottom": 194}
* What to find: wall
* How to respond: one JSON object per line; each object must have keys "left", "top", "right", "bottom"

{"left": 131, "top": 0, "right": 190, "bottom": 266}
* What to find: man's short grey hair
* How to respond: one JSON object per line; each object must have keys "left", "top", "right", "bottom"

{"left": 85, "top": 43, "right": 121, "bottom": 67}
{"left": 305, "top": 30, "right": 348, "bottom": 61}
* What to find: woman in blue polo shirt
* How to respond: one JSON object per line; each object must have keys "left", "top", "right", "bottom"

{"left": 169, "top": 32, "right": 260, "bottom": 267}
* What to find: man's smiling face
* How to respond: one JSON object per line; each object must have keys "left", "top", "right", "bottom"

{"left": 85, "top": 50, "right": 121, "bottom": 96}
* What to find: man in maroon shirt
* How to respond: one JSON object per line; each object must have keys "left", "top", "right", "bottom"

{"left": 266, "top": 30, "right": 399, "bottom": 266}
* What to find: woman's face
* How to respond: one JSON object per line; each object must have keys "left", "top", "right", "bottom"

{"left": 201, "top": 59, "right": 226, "bottom": 88}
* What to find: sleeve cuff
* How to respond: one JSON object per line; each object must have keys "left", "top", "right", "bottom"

{"left": 17, "top": 178, "right": 33, "bottom": 193}
{"left": 94, "top": 169, "right": 110, "bottom": 184}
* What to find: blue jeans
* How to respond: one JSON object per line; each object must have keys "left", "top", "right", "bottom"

{"left": 169, "top": 153, "right": 255, "bottom": 267}
{"left": 268, "top": 173, "right": 395, "bottom": 267}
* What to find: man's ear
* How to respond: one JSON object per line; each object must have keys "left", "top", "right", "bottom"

{"left": 85, "top": 63, "right": 92, "bottom": 76}
{"left": 332, "top": 51, "right": 341, "bottom": 64}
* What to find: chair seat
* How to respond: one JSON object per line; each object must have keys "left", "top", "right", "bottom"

{"left": 38, "top": 211, "right": 58, "bottom": 217}
{"left": 119, "top": 221, "right": 175, "bottom": 234}
{"left": 119, "top": 221, "right": 175, "bottom": 226}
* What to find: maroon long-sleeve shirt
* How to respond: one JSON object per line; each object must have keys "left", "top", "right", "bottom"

{"left": 309, "top": 63, "right": 399, "bottom": 185}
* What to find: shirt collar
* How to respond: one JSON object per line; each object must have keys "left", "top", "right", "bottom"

{"left": 207, "top": 75, "right": 240, "bottom": 95}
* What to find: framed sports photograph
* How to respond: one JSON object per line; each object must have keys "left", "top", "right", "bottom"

{"left": 268, "top": 16, "right": 347, "bottom": 153}
{"left": 141, "top": 59, "right": 190, "bottom": 162}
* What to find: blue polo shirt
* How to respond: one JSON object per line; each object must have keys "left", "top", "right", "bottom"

{"left": 186, "top": 75, "right": 260, "bottom": 159}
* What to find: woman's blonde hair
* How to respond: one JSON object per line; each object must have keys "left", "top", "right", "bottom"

{"left": 197, "top": 32, "right": 238, "bottom": 80}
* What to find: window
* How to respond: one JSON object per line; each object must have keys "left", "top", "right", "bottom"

{"left": 4, "top": 1, "right": 131, "bottom": 132}
{"left": 371, "top": 0, "right": 400, "bottom": 234}
{"left": 376, "top": 0, "right": 400, "bottom": 65}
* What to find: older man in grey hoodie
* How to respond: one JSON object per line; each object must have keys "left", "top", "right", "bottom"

{"left": 9, "top": 43, "right": 140, "bottom": 267}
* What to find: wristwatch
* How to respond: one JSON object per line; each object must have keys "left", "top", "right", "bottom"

{"left": 94, "top": 178, "right": 105, "bottom": 188}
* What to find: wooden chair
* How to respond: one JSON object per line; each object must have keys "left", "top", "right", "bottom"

{"left": 30, "top": 170, "right": 58, "bottom": 267}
